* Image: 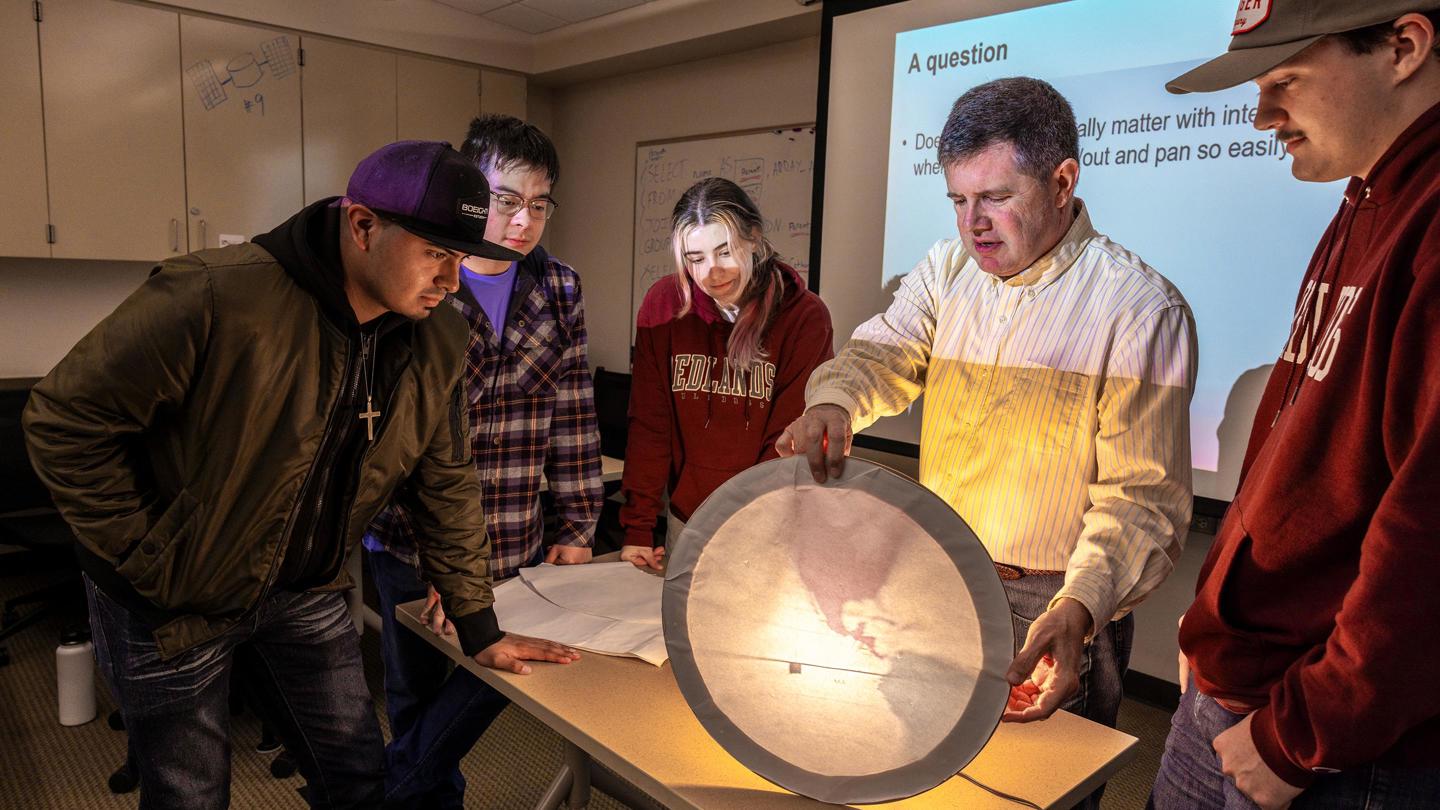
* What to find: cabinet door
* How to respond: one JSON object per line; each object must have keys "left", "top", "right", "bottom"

{"left": 480, "top": 69, "right": 527, "bottom": 121}
{"left": 181, "top": 16, "right": 303, "bottom": 249}
{"left": 41, "top": 0, "right": 187, "bottom": 261}
{"left": 302, "top": 38, "right": 397, "bottom": 206}
{"left": 0, "top": 0, "right": 50, "bottom": 258}
{"left": 398, "top": 55, "right": 479, "bottom": 146}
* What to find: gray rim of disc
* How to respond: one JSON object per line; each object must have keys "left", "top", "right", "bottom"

{"left": 662, "top": 456, "right": 1013, "bottom": 805}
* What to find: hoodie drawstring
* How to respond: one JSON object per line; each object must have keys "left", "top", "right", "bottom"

{"left": 1272, "top": 184, "right": 1366, "bottom": 426}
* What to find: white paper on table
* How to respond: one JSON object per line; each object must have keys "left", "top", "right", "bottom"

{"left": 518, "top": 562, "right": 663, "bottom": 625}
{"left": 493, "top": 577, "right": 667, "bottom": 666}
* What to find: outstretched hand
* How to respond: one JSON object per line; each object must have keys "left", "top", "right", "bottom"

{"left": 545, "top": 545, "right": 593, "bottom": 565}
{"left": 473, "top": 633, "right": 581, "bottom": 675}
{"left": 775, "top": 404, "right": 852, "bottom": 483}
{"left": 1003, "top": 598, "right": 1093, "bottom": 723}
{"left": 619, "top": 544, "right": 665, "bottom": 571}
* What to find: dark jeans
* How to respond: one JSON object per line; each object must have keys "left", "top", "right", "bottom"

{"left": 368, "top": 548, "right": 510, "bottom": 810}
{"left": 1005, "top": 573, "right": 1134, "bottom": 810}
{"left": 85, "top": 574, "right": 384, "bottom": 810}
{"left": 1150, "top": 678, "right": 1440, "bottom": 809}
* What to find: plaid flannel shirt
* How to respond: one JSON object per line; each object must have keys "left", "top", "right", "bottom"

{"left": 364, "top": 247, "right": 603, "bottom": 579}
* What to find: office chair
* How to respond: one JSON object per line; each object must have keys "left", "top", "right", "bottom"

{"left": 589, "top": 367, "right": 667, "bottom": 553}
{"left": 591, "top": 366, "right": 632, "bottom": 463}
{"left": 0, "top": 378, "right": 83, "bottom": 667}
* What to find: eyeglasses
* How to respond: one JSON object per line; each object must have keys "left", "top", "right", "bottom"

{"left": 490, "top": 192, "right": 559, "bottom": 221}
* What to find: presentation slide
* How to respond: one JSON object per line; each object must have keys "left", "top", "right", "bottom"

{"left": 874, "top": 0, "right": 1345, "bottom": 495}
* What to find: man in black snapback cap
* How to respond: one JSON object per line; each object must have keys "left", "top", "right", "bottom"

{"left": 1154, "top": 4, "right": 1440, "bottom": 809}
{"left": 24, "top": 140, "right": 579, "bottom": 809}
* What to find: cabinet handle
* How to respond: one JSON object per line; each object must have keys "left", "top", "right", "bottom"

{"left": 170, "top": 219, "right": 179, "bottom": 252}
{"left": 199, "top": 219, "right": 207, "bottom": 248}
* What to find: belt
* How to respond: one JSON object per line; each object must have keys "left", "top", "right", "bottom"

{"left": 1191, "top": 662, "right": 1264, "bottom": 714}
{"left": 1213, "top": 696, "right": 1262, "bottom": 714}
{"left": 993, "top": 562, "right": 1065, "bottom": 581}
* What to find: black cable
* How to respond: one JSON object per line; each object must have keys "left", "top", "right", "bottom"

{"left": 956, "top": 771, "right": 1044, "bottom": 809}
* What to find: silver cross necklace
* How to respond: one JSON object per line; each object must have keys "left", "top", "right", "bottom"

{"left": 358, "top": 333, "right": 381, "bottom": 441}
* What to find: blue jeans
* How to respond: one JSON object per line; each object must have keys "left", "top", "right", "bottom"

{"left": 1150, "top": 678, "right": 1440, "bottom": 809}
{"left": 368, "top": 548, "right": 510, "bottom": 810}
{"left": 85, "top": 575, "right": 384, "bottom": 810}
{"left": 1006, "top": 573, "right": 1134, "bottom": 810}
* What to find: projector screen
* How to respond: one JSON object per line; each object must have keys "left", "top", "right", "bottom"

{"left": 814, "top": 0, "right": 1346, "bottom": 503}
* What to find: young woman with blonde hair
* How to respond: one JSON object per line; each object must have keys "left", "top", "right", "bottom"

{"left": 619, "top": 177, "right": 834, "bottom": 569}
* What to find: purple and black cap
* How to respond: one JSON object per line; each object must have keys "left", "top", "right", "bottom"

{"left": 345, "top": 140, "right": 523, "bottom": 262}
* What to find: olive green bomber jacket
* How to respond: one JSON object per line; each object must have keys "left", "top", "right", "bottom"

{"left": 23, "top": 240, "right": 499, "bottom": 659}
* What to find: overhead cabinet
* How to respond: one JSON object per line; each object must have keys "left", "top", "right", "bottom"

{"left": 398, "top": 56, "right": 480, "bottom": 145}
{"left": 0, "top": 0, "right": 51, "bottom": 258}
{"left": 40, "top": 0, "right": 188, "bottom": 261}
{"left": 302, "top": 38, "right": 398, "bottom": 206}
{"left": 3, "top": 0, "right": 508, "bottom": 262}
{"left": 480, "top": 69, "right": 527, "bottom": 121}
{"left": 181, "top": 16, "right": 303, "bottom": 249}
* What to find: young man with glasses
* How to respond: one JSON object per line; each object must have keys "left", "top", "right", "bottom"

{"left": 363, "top": 116, "right": 604, "bottom": 809}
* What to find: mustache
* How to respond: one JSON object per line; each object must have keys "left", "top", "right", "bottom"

{"left": 1277, "top": 129, "right": 1304, "bottom": 142}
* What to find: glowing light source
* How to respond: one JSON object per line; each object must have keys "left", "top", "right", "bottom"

{"left": 664, "top": 457, "right": 1013, "bottom": 804}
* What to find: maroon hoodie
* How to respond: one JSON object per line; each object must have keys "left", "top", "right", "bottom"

{"left": 620, "top": 262, "right": 833, "bottom": 547}
{"left": 1181, "top": 102, "right": 1440, "bottom": 786}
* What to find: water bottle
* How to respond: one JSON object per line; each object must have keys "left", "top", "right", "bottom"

{"left": 56, "top": 629, "right": 96, "bottom": 726}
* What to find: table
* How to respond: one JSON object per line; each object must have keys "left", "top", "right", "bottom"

{"left": 395, "top": 597, "right": 1138, "bottom": 809}
{"left": 598, "top": 455, "right": 625, "bottom": 484}
{"left": 540, "top": 454, "right": 625, "bottom": 488}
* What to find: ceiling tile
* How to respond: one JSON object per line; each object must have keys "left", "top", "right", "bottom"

{"left": 484, "top": 2, "right": 568, "bottom": 33}
{"left": 433, "top": 0, "right": 514, "bottom": 15}
{"left": 521, "top": 0, "right": 645, "bottom": 24}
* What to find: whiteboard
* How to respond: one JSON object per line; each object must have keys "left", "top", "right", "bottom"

{"left": 631, "top": 126, "right": 816, "bottom": 341}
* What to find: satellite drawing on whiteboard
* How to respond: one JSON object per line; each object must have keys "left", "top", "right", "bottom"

{"left": 186, "top": 36, "right": 296, "bottom": 111}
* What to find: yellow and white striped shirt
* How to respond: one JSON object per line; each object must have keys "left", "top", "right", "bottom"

{"left": 807, "top": 202, "right": 1196, "bottom": 626}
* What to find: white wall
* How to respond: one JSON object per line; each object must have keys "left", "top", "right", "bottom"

{"left": 153, "top": 0, "right": 530, "bottom": 71}
{"left": 0, "top": 259, "right": 153, "bottom": 379}
{"left": 152, "top": 0, "right": 818, "bottom": 81}
{"left": 528, "top": 85, "right": 556, "bottom": 142}
{"left": 545, "top": 36, "right": 821, "bottom": 372}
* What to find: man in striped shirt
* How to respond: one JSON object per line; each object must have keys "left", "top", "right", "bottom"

{"left": 779, "top": 78, "right": 1196, "bottom": 770}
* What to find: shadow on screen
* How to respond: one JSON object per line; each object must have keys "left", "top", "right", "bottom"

{"left": 1214, "top": 364, "right": 1274, "bottom": 498}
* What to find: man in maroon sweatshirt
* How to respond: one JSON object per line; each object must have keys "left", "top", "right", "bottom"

{"left": 1152, "top": 2, "right": 1440, "bottom": 808}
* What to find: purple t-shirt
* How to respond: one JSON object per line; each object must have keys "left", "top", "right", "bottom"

{"left": 360, "top": 260, "right": 518, "bottom": 557}
{"left": 462, "top": 261, "right": 518, "bottom": 334}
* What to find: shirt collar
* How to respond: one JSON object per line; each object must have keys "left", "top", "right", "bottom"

{"left": 996, "top": 198, "right": 1095, "bottom": 290}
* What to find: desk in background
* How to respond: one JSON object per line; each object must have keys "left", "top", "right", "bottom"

{"left": 540, "top": 454, "right": 624, "bottom": 488}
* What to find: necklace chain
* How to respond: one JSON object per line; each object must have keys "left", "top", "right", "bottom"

{"left": 358, "top": 333, "right": 381, "bottom": 441}
{"left": 360, "top": 333, "right": 377, "bottom": 401}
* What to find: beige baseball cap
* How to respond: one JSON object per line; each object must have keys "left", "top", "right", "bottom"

{"left": 1168, "top": 0, "right": 1440, "bottom": 94}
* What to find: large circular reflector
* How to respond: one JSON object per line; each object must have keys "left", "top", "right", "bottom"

{"left": 663, "top": 456, "right": 1012, "bottom": 805}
